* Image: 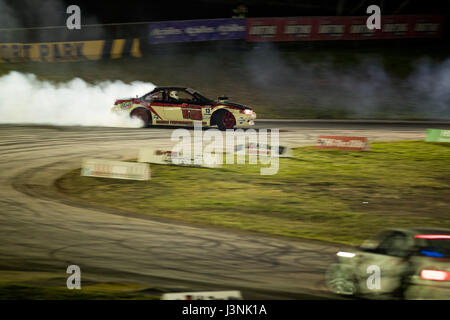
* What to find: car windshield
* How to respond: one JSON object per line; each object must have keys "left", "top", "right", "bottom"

{"left": 192, "top": 91, "right": 214, "bottom": 104}
{"left": 360, "top": 231, "right": 390, "bottom": 250}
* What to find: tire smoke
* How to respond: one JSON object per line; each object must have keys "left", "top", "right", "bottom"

{"left": 0, "top": 71, "right": 155, "bottom": 127}
{"left": 246, "top": 44, "right": 450, "bottom": 119}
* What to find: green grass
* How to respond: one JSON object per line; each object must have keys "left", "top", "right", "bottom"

{"left": 56, "top": 141, "right": 450, "bottom": 245}
{"left": 0, "top": 270, "right": 159, "bottom": 300}
{"left": 0, "top": 282, "right": 159, "bottom": 300}
{"left": 0, "top": 283, "right": 159, "bottom": 300}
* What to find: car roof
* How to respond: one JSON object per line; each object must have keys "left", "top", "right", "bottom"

{"left": 152, "top": 86, "right": 188, "bottom": 91}
{"left": 390, "top": 227, "right": 450, "bottom": 236}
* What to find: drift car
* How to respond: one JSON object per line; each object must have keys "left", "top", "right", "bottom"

{"left": 111, "top": 87, "right": 256, "bottom": 130}
{"left": 326, "top": 228, "right": 450, "bottom": 299}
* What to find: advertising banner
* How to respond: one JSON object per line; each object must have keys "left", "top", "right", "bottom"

{"left": 162, "top": 290, "right": 243, "bottom": 300}
{"left": 0, "top": 40, "right": 104, "bottom": 62}
{"left": 138, "top": 148, "right": 221, "bottom": 168}
{"left": 0, "top": 38, "right": 141, "bottom": 63}
{"left": 138, "top": 148, "right": 180, "bottom": 165}
{"left": 246, "top": 15, "right": 443, "bottom": 42}
{"left": 235, "top": 143, "right": 293, "bottom": 157}
{"left": 81, "top": 159, "right": 150, "bottom": 181}
{"left": 149, "top": 18, "right": 246, "bottom": 44}
{"left": 425, "top": 129, "right": 450, "bottom": 143}
{"left": 316, "top": 136, "right": 370, "bottom": 151}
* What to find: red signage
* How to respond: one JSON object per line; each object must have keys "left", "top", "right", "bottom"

{"left": 316, "top": 136, "right": 370, "bottom": 151}
{"left": 246, "top": 15, "right": 443, "bottom": 42}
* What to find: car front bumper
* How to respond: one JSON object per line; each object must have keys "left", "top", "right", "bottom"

{"left": 235, "top": 112, "right": 256, "bottom": 127}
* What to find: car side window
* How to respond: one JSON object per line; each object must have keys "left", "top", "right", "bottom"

{"left": 176, "top": 91, "right": 198, "bottom": 104}
{"left": 359, "top": 231, "right": 390, "bottom": 252}
{"left": 145, "top": 91, "right": 163, "bottom": 102}
{"left": 376, "top": 232, "right": 410, "bottom": 257}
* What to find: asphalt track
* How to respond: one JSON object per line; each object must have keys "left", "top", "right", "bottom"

{"left": 0, "top": 120, "right": 449, "bottom": 299}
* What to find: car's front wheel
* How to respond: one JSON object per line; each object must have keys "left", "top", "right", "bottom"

{"left": 216, "top": 110, "right": 236, "bottom": 131}
{"left": 326, "top": 264, "right": 357, "bottom": 296}
{"left": 130, "top": 108, "right": 151, "bottom": 127}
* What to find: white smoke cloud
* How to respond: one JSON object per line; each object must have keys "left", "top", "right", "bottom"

{"left": 0, "top": 71, "right": 155, "bottom": 127}
{"left": 246, "top": 44, "right": 450, "bottom": 119}
{"left": 407, "top": 58, "right": 450, "bottom": 115}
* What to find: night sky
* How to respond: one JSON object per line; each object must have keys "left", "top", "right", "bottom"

{"left": 1, "top": 0, "right": 449, "bottom": 28}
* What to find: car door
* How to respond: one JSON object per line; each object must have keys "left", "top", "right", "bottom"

{"left": 141, "top": 90, "right": 166, "bottom": 123}
{"left": 178, "top": 90, "right": 204, "bottom": 123}
{"left": 355, "top": 231, "right": 414, "bottom": 296}
{"left": 183, "top": 102, "right": 204, "bottom": 122}
{"left": 159, "top": 89, "right": 183, "bottom": 122}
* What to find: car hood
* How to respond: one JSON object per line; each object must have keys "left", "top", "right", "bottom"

{"left": 217, "top": 101, "right": 252, "bottom": 110}
{"left": 115, "top": 98, "right": 137, "bottom": 104}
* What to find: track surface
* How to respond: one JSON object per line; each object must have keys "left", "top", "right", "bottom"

{"left": 0, "top": 120, "right": 448, "bottom": 299}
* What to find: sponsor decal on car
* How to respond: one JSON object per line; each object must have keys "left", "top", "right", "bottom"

{"left": 121, "top": 101, "right": 132, "bottom": 109}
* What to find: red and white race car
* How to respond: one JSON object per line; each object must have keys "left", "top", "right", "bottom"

{"left": 111, "top": 87, "right": 256, "bottom": 130}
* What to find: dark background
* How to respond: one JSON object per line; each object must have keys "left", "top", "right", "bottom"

{"left": 1, "top": 0, "right": 450, "bottom": 43}
{"left": 3, "top": 0, "right": 450, "bottom": 26}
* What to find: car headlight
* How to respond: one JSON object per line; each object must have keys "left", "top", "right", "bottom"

{"left": 243, "top": 109, "right": 253, "bottom": 115}
{"left": 336, "top": 251, "right": 356, "bottom": 258}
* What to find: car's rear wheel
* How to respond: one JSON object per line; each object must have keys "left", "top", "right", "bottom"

{"left": 130, "top": 108, "right": 151, "bottom": 127}
{"left": 216, "top": 110, "right": 236, "bottom": 131}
